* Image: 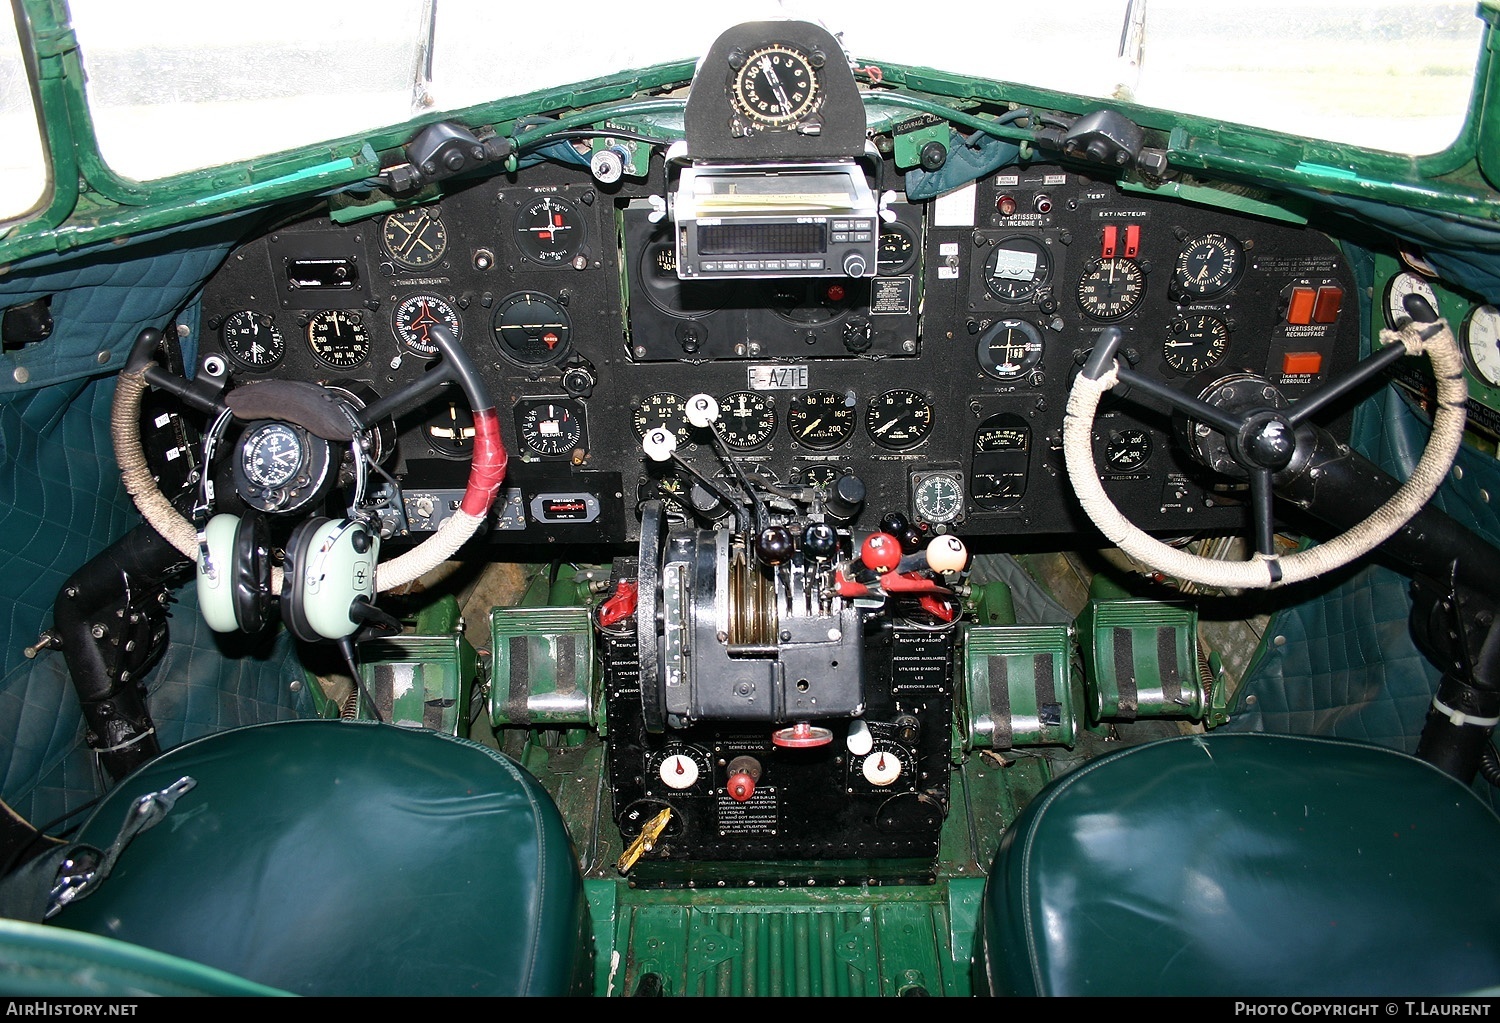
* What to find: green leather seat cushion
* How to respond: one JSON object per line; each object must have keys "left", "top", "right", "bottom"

{"left": 976, "top": 733, "right": 1500, "bottom": 996}
{"left": 48, "top": 720, "right": 592, "bottom": 996}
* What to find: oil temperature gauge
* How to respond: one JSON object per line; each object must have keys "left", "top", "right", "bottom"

{"left": 516, "top": 398, "right": 586, "bottom": 458}
{"left": 911, "top": 470, "right": 964, "bottom": 525}
{"left": 787, "top": 389, "right": 857, "bottom": 450}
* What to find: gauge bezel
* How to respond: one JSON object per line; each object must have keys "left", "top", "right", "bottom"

{"left": 1461, "top": 303, "right": 1500, "bottom": 389}
{"left": 729, "top": 42, "right": 822, "bottom": 128}
{"left": 392, "top": 294, "right": 462, "bottom": 359}
{"left": 1172, "top": 233, "right": 1244, "bottom": 301}
{"left": 382, "top": 208, "right": 448, "bottom": 270}
{"left": 220, "top": 310, "right": 285, "bottom": 370}
{"left": 1383, "top": 270, "right": 1440, "bottom": 329}
{"left": 514, "top": 194, "right": 586, "bottom": 267}
{"left": 865, "top": 388, "right": 934, "bottom": 450}
{"left": 976, "top": 318, "right": 1044, "bottom": 380}
{"left": 877, "top": 222, "right": 918, "bottom": 276}
{"left": 1077, "top": 256, "right": 1146, "bottom": 321}
{"left": 492, "top": 291, "right": 572, "bottom": 366}
{"left": 1163, "top": 313, "right": 1230, "bottom": 375}
{"left": 515, "top": 397, "right": 587, "bottom": 458}
{"left": 633, "top": 391, "right": 692, "bottom": 444}
{"left": 1103, "top": 428, "right": 1154, "bottom": 474}
{"left": 911, "top": 470, "right": 965, "bottom": 525}
{"left": 982, "top": 236, "right": 1052, "bottom": 304}
{"left": 305, "top": 309, "right": 372, "bottom": 370}
{"left": 715, "top": 391, "right": 777, "bottom": 450}
{"left": 787, "top": 389, "right": 857, "bottom": 450}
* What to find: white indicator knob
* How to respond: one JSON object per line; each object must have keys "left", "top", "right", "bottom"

{"left": 642, "top": 427, "right": 677, "bottom": 462}
{"left": 846, "top": 719, "right": 873, "bottom": 756}
{"left": 862, "top": 749, "right": 903, "bottom": 786}
{"left": 658, "top": 753, "right": 700, "bottom": 790}
{"left": 686, "top": 393, "right": 720, "bottom": 428}
{"left": 926, "top": 534, "right": 969, "bottom": 573}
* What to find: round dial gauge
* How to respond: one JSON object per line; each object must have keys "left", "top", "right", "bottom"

{"left": 877, "top": 222, "right": 917, "bottom": 275}
{"left": 787, "top": 389, "right": 857, "bottom": 449}
{"left": 730, "top": 43, "right": 821, "bottom": 128}
{"left": 1462, "top": 304, "right": 1500, "bottom": 388}
{"left": 1384, "top": 270, "right": 1440, "bottom": 328}
{"left": 865, "top": 388, "right": 934, "bottom": 449}
{"left": 801, "top": 465, "right": 840, "bottom": 489}
{"left": 715, "top": 391, "right": 777, "bottom": 450}
{"left": 1104, "top": 428, "right": 1153, "bottom": 473}
{"left": 241, "top": 422, "right": 305, "bottom": 490}
{"left": 1078, "top": 257, "right": 1146, "bottom": 320}
{"left": 515, "top": 195, "right": 585, "bottom": 266}
{"left": 492, "top": 291, "right": 571, "bottom": 365}
{"left": 382, "top": 208, "right": 448, "bottom": 269}
{"left": 860, "top": 744, "right": 908, "bottom": 787}
{"left": 517, "top": 399, "right": 585, "bottom": 458}
{"left": 220, "top": 310, "right": 284, "bottom": 369}
{"left": 1164, "top": 314, "right": 1230, "bottom": 374}
{"left": 633, "top": 391, "right": 691, "bottom": 443}
{"left": 1173, "top": 233, "right": 1244, "bottom": 300}
{"left": 647, "top": 745, "right": 712, "bottom": 794}
{"left": 977, "top": 318, "right": 1044, "bottom": 379}
{"left": 306, "top": 309, "right": 372, "bottom": 369}
{"left": 912, "top": 471, "right": 964, "bottom": 525}
{"left": 392, "top": 294, "right": 461, "bottom": 359}
{"left": 983, "top": 236, "right": 1051, "bottom": 304}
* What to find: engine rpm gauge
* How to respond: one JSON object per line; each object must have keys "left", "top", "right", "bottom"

{"left": 729, "top": 42, "right": 822, "bottom": 128}
{"left": 382, "top": 208, "right": 448, "bottom": 269}
{"left": 787, "top": 389, "right": 857, "bottom": 449}
{"left": 1172, "top": 233, "right": 1244, "bottom": 300}
{"left": 715, "top": 391, "right": 776, "bottom": 450}
{"left": 306, "top": 309, "right": 372, "bottom": 369}
{"left": 1163, "top": 314, "right": 1230, "bottom": 374}
{"left": 392, "top": 294, "right": 461, "bottom": 359}
{"left": 865, "top": 389, "right": 934, "bottom": 449}
{"left": 492, "top": 291, "right": 571, "bottom": 365}
{"left": 1462, "top": 304, "right": 1500, "bottom": 388}
{"left": 1078, "top": 257, "right": 1146, "bottom": 320}
{"left": 983, "top": 236, "right": 1051, "bottom": 304}
{"left": 221, "top": 310, "right": 284, "bottom": 369}
{"left": 514, "top": 195, "right": 585, "bottom": 266}
{"left": 633, "top": 391, "right": 692, "bottom": 444}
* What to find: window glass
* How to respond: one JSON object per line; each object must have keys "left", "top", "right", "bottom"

{"left": 0, "top": 5, "right": 48, "bottom": 223}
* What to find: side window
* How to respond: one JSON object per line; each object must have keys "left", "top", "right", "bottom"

{"left": 0, "top": 5, "right": 50, "bottom": 223}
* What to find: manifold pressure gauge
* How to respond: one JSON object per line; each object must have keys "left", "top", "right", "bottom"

{"left": 729, "top": 42, "right": 822, "bottom": 128}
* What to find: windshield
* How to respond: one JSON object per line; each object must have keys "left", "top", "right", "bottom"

{"left": 37, "top": 0, "right": 1493, "bottom": 185}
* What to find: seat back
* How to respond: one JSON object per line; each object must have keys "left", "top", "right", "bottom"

{"left": 975, "top": 733, "right": 1500, "bottom": 996}
{"left": 47, "top": 720, "right": 593, "bottom": 997}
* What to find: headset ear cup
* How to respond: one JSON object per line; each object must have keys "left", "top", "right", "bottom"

{"left": 231, "top": 512, "right": 274, "bottom": 634}
{"left": 280, "top": 517, "right": 328, "bottom": 644}
{"left": 197, "top": 514, "right": 243, "bottom": 633}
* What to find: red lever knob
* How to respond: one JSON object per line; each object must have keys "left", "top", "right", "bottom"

{"left": 860, "top": 532, "right": 902, "bottom": 574}
{"left": 727, "top": 771, "right": 756, "bottom": 802}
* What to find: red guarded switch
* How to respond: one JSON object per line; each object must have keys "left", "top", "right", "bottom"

{"left": 1123, "top": 224, "right": 1141, "bottom": 258}
{"left": 1101, "top": 224, "right": 1118, "bottom": 258}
